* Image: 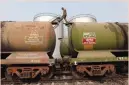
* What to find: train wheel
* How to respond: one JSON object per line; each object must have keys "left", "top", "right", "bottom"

{"left": 1, "top": 66, "right": 6, "bottom": 79}
{"left": 5, "top": 72, "right": 13, "bottom": 81}
{"left": 105, "top": 70, "right": 116, "bottom": 77}
{"left": 121, "top": 65, "right": 128, "bottom": 73}
{"left": 71, "top": 65, "right": 85, "bottom": 79}
{"left": 116, "top": 64, "right": 128, "bottom": 74}
{"left": 104, "top": 66, "right": 116, "bottom": 77}
{"left": 40, "top": 66, "right": 53, "bottom": 80}
{"left": 12, "top": 74, "right": 21, "bottom": 82}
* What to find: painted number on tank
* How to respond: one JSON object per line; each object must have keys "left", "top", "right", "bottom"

{"left": 82, "top": 32, "right": 96, "bottom": 44}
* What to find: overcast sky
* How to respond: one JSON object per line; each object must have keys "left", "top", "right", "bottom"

{"left": 0, "top": 1, "right": 128, "bottom": 22}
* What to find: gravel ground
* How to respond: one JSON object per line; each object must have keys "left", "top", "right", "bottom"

{"left": 2, "top": 79, "right": 128, "bottom": 85}
{"left": 2, "top": 74, "right": 128, "bottom": 85}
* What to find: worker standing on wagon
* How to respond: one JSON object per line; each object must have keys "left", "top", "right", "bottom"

{"left": 61, "top": 7, "right": 68, "bottom": 23}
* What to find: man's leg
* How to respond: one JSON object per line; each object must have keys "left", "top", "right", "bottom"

{"left": 64, "top": 18, "right": 68, "bottom": 24}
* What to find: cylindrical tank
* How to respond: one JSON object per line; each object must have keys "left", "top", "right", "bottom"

{"left": 33, "top": 13, "right": 63, "bottom": 59}
{"left": 1, "top": 22, "right": 56, "bottom": 52}
{"left": 70, "top": 22, "right": 127, "bottom": 51}
{"left": 60, "top": 14, "right": 97, "bottom": 56}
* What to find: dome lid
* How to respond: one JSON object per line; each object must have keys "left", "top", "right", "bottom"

{"left": 33, "top": 13, "right": 61, "bottom": 22}
{"left": 69, "top": 14, "right": 97, "bottom": 22}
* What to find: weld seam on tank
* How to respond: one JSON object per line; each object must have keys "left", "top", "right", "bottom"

{"left": 69, "top": 24, "right": 78, "bottom": 58}
{"left": 115, "top": 22, "right": 128, "bottom": 49}
{"left": 107, "top": 23, "right": 120, "bottom": 49}
{"left": 1, "top": 22, "right": 10, "bottom": 51}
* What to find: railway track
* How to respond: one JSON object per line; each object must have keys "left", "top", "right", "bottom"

{"left": 99, "top": 74, "right": 128, "bottom": 85}
{"left": 1, "top": 74, "right": 128, "bottom": 85}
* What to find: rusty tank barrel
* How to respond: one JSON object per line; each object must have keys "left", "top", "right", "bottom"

{"left": 1, "top": 21, "right": 56, "bottom": 52}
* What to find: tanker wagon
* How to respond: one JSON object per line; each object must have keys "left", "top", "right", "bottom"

{"left": 1, "top": 13, "right": 62, "bottom": 81}
{"left": 60, "top": 15, "right": 128, "bottom": 78}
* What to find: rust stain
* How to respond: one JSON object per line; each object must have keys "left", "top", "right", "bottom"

{"left": 7, "top": 66, "right": 50, "bottom": 78}
{"left": 1, "top": 22, "right": 55, "bottom": 51}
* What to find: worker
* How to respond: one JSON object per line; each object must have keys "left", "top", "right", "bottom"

{"left": 61, "top": 7, "right": 68, "bottom": 23}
